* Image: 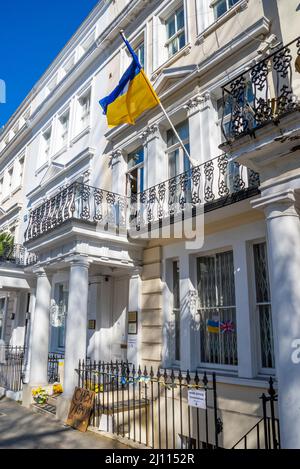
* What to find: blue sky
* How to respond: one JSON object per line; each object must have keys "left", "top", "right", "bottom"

{"left": 0, "top": 0, "right": 100, "bottom": 127}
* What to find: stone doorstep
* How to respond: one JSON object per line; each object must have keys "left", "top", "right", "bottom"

{"left": 31, "top": 403, "right": 57, "bottom": 418}
{"left": 88, "top": 425, "right": 147, "bottom": 450}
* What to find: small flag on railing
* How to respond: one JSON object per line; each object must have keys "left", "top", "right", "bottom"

{"left": 220, "top": 320, "right": 235, "bottom": 333}
{"left": 206, "top": 319, "right": 220, "bottom": 334}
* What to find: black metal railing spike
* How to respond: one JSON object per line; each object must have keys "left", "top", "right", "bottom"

{"left": 194, "top": 370, "right": 200, "bottom": 386}
{"left": 203, "top": 371, "right": 208, "bottom": 387}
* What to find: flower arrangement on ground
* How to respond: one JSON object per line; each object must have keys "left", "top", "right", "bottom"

{"left": 32, "top": 387, "right": 48, "bottom": 405}
{"left": 52, "top": 383, "right": 63, "bottom": 395}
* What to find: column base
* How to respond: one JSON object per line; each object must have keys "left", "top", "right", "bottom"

{"left": 56, "top": 395, "right": 72, "bottom": 423}
{"left": 22, "top": 383, "right": 52, "bottom": 408}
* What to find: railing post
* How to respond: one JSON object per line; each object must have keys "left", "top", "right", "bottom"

{"left": 261, "top": 392, "right": 269, "bottom": 449}
{"left": 268, "top": 377, "right": 279, "bottom": 449}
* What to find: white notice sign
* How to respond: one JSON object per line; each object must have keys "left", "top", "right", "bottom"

{"left": 188, "top": 389, "right": 207, "bottom": 409}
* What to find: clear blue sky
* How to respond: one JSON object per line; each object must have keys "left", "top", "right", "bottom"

{"left": 0, "top": 0, "right": 100, "bottom": 127}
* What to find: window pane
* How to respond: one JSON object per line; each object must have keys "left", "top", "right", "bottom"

{"left": 166, "top": 16, "right": 176, "bottom": 39}
{"left": 169, "top": 150, "right": 180, "bottom": 179}
{"left": 176, "top": 8, "right": 185, "bottom": 30}
{"left": 214, "top": 0, "right": 227, "bottom": 18}
{"left": 229, "top": 0, "right": 240, "bottom": 6}
{"left": 128, "top": 147, "right": 144, "bottom": 169}
{"left": 253, "top": 242, "right": 275, "bottom": 369}
{"left": 167, "top": 120, "right": 189, "bottom": 147}
{"left": 197, "top": 252, "right": 238, "bottom": 366}
{"left": 136, "top": 42, "right": 145, "bottom": 68}
{"left": 178, "top": 31, "right": 186, "bottom": 50}
{"left": 173, "top": 261, "right": 180, "bottom": 361}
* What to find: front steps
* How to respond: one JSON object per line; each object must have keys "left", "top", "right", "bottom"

{"left": 31, "top": 394, "right": 60, "bottom": 418}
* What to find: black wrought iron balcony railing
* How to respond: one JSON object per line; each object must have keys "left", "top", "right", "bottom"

{"left": 24, "top": 181, "right": 128, "bottom": 242}
{"left": 24, "top": 156, "right": 260, "bottom": 242}
{"left": 0, "top": 244, "right": 37, "bottom": 266}
{"left": 129, "top": 154, "right": 260, "bottom": 231}
{"left": 221, "top": 37, "right": 300, "bottom": 142}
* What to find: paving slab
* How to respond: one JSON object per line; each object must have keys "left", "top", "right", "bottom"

{"left": 0, "top": 397, "right": 129, "bottom": 449}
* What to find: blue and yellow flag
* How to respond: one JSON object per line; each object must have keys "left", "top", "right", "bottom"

{"left": 100, "top": 37, "right": 160, "bottom": 127}
{"left": 206, "top": 319, "right": 220, "bottom": 334}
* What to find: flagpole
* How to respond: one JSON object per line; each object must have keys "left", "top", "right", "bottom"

{"left": 119, "top": 30, "right": 196, "bottom": 168}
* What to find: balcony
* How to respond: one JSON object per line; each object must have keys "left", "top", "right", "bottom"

{"left": 24, "top": 182, "right": 128, "bottom": 243}
{"left": 220, "top": 37, "right": 300, "bottom": 143}
{"left": 0, "top": 244, "right": 37, "bottom": 267}
{"left": 24, "top": 156, "right": 260, "bottom": 244}
{"left": 129, "top": 154, "right": 260, "bottom": 233}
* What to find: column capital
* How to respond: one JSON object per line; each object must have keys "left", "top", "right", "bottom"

{"left": 109, "top": 149, "right": 124, "bottom": 168}
{"left": 251, "top": 189, "right": 300, "bottom": 220}
{"left": 68, "top": 254, "right": 91, "bottom": 269}
{"left": 184, "top": 92, "right": 211, "bottom": 117}
{"left": 139, "top": 124, "right": 159, "bottom": 143}
{"left": 32, "top": 267, "right": 51, "bottom": 278}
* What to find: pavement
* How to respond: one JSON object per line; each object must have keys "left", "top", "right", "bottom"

{"left": 0, "top": 397, "right": 129, "bottom": 449}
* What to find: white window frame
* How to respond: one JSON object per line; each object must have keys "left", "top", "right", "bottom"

{"left": 211, "top": 0, "right": 241, "bottom": 20}
{"left": 152, "top": 0, "right": 190, "bottom": 71}
{"left": 165, "top": 4, "right": 186, "bottom": 59}
{"left": 196, "top": 248, "right": 238, "bottom": 371}
{"left": 58, "top": 108, "right": 70, "bottom": 150}
{"left": 172, "top": 259, "right": 181, "bottom": 365}
{"left": 250, "top": 240, "right": 275, "bottom": 375}
{"left": 77, "top": 87, "right": 91, "bottom": 134}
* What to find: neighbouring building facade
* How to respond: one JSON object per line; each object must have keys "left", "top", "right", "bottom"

{"left": 1, "top": 0, "right": 300, "bottom": 449}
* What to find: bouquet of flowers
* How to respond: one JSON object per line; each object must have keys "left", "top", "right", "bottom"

{"left": 32, "top": 387, "right": 48, "bottom": 405}
{"left": 52, "top": 383, "right": 63, "bottom": 395}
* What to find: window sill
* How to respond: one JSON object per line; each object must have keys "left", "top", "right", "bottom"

{"left": 35, "top": 161, "right": 49, "bottom": 176}
{"left": 11, "top": 185, "right": 22, "bottom": 196}
{"left": 151, "top": 43, "right": 192, "bottom": 81}
{"left": 197, "top": 368, "right": 275, "bottom": 389}
{"left": 196, "top": 0, "right": 249, "bottom": 45}
{"left": 70, "top": 125, "right": 91, "bottom": 146}
{"left": 51, "top": 145, "right": 68, "bottom": 162}
{"left": 1, "top": 195, "right": 10, "bottom": 204}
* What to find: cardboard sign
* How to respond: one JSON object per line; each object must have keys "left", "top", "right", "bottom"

{"left": 188, "top": 389, "right": 207, "bottom": 409}
{"left": 66, "top": 387, "right": 95, "bottom": 432}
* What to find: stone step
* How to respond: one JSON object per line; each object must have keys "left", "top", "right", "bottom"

{"left": 47, "top": 395, "right": 59, "bottom": 407}
{"left": 32, "top": 403, "right": 56, "bottom": 418}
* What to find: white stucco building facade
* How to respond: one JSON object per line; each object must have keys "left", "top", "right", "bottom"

{"left": 0, "top": 0, "right": 300, "bottom": 449}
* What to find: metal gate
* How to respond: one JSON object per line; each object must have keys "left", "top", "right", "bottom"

{"left": 232, "top": 377, "right": 280, "bottom": 449}
{"left": 76, "top": 360, "right": 223, "bottom": 449}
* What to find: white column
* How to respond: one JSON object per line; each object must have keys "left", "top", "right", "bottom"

{"left": 179, "top": 254, "right": 197, "bottom": 371}
{"left": 29, "top": 269, "right": 52, "bottom": 386}
{"left": 111, "top": 149, "right": 127, "bottom": 196}
{"left": 143, "top": 124, "right": 166, "bottom": 189}
{"left": 185, "top": 93, "right": 213, "bottom": 165}
{"left": 23, "top": 289, "right": 36, "bottom": 383}
{"left": 233, "top": 240, "right": 256, "bottom": 378}
{"left": 253, "top": 190, "right": 300, "bottom": 449}
{"left": 63, "top": 256, "right": 90, "bottom": 398}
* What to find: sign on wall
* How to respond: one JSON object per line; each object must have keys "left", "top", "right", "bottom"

{"left": 188, "top": 389, "right": 207, "bottom": 409}
{"left": 66, "top": 387, "right": 95, "bottom": 432}
{"left": 128, "top": 311, "right": 138, "bottom": 335}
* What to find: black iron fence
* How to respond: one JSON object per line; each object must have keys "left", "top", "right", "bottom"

{"left": 76, "top": 360, "right": 223, "bottom": 449}
{"left": 48, "top": 352, "right": 64, "bottom": 383}
{"left": 221, "top": 37, "right": 300, "bottom": 141}
{"left": 0, "top": 346, "right": 25, "bottom": 392}
{"left": 24, "top": 182, "right": 128, "bottom": 242}
{"left": 232, "top": 378, "right": 280, "bottom": 449}
{"left": 129, "top": 154, "right": 259, "bottom": 233}
{"left": 0, "top": 244, "right": 37, "bottom": 266}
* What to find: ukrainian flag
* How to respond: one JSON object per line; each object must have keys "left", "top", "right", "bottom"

{"left": 206, "top": 319, "right": 220, "bottom": 334}
{"left": 100, "top": 37, "right": 160, "bottom": 127}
